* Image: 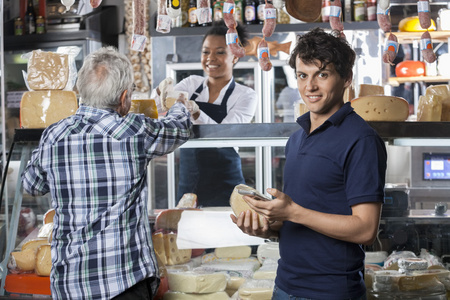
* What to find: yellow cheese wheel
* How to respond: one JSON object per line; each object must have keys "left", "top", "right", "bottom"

{"left": 163, "top": 232, "right": 192, "bottom": 265}
{"left": 20, "top": 90, "right": 78, "bottom": 128}
{"left": 398, "top": 16, "right": 436, "bottom": 32}
{"left": 229, "top": 184, "right": 266, "bottom": 228}
{"left": 350, "top": 95, "right": 410, "bottom": 121}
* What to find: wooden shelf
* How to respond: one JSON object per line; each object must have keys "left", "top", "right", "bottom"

{"left": 388, "top": 76, "right": 450, "bottom": 86}
{"left": 385, "top": 31, "right": 450, "bottom": 44}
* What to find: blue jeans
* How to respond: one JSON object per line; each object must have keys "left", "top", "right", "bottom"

{"left": 272, "top": 284, "right": 367, "bottom": 300}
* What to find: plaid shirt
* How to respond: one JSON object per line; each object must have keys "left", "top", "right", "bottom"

{"left": 22, "top": 104, "right": 192, "bottom": 300}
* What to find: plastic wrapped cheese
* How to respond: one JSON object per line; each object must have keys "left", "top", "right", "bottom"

{"left": 214, "top": 246, "right": 252, "bottom": 259}
{"left": 256, "top": 242, "right": 280, "bottom": 264}
{"left": 167, "top": 270, "right": 228, "bottom": 293}
{"left": 8, "top": 248, "right": 36, "bottom": 273}
{"left": 238, "top": 279, "right": 275, "bottom": 300}
{"left": 398, "top": 258, "right": 428, "bottom": 273}
{"left": 252, "top": 262, "right": 277, "bottom": 280}
{"left": 35, "top": 244, "right": 51, "bottom": 276}
{"left": 20, "top": 90, "right": 78, "bottom": 128}
{"left": 162, "top": 291, "right": 230, "bottom": 300}
{"left": 417, "top": 94, "right": 443, "bottom": 121}
{"left": 26, "top": 50, "right": 69, "bottom": 90}
{"left": 425, "top": 84, "right": 450, "bottom": 121}
{"left": 350, "top": 95, "right": 410, "bottom": 121}
{"left": 129, "top": 99, "right": 158, "bottom": 119}
{"left": 196, "top": 259, "right": 261, "bottom": 279}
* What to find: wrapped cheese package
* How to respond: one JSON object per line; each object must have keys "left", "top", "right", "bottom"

{"left": 22, "top": 47, "right": 81, "bottom": 91}
{"left": 417, "top": 94, "right": 442, "bottom": 121}
{"left": 20, "top": 90, "right": 78, "bottom": 128}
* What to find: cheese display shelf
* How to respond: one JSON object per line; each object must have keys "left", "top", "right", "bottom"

{"left": 388, "top": 76, "right": 450, "bottom": 87}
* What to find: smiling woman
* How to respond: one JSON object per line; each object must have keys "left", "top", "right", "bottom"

{"left": 151, "top": 20, "right": 258, "bottom": 207}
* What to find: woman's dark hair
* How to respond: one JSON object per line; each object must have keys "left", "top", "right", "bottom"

{"left": 202, "top": 20, "right": 250, "bottom": 47}
{"left": 288, "top": 28, "right": 356, "bottom": 79}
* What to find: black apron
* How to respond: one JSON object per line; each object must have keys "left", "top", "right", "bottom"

{"left": 177, "top": 79, "right": 245, "bottom": 207}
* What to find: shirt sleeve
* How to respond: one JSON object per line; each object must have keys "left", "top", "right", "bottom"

{"left": 22, "top": 145, "right": 50, "bottom": 196}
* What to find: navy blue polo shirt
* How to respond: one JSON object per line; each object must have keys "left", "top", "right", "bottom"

{"left": 276, "top": 102, "right": 387, "bottom": 299}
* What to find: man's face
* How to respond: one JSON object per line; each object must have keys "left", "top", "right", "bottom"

{"left": 295, "top": 58, "right": 351, "bottom": 121}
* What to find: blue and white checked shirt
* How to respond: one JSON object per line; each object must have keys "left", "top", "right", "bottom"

{"left": 22, "top": 103, "right": 192, "bottom": 299}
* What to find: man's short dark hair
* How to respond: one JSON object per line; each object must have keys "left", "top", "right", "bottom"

{"left": 288, "top": 28, "right": 356, "bottom": 79}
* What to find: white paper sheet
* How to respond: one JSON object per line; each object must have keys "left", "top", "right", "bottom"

{"left": 176, "top": 209, "right": 265, "bottom": 249}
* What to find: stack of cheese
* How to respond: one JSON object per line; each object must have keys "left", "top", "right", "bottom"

{"left": 20, "top": 50, "right": 78, "bottom": 128}
{"left": 365, "top": 250, "right": 449, "bottom": 297}
{"left": 8, "top": 209, "right": 54, "bottom": 276}
{"left": 417, "top": 84, "right": 450, "bottom": 121}
{"left": 350, "top": 84, "right": 410, "bottom": 121}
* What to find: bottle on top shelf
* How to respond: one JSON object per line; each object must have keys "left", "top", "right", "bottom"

{"left": 25, "top": 0, "right": 36, "bottom": 34}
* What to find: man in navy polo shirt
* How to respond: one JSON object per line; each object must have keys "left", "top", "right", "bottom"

{"left": 231, "top": 27, "right": 387, "bottom": 300}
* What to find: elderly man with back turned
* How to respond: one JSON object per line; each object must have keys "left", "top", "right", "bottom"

{"left": 22, "top": 46, "right": 194, "bottom": 300}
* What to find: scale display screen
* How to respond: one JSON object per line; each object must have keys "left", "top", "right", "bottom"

{"left": 423, "top": 153, "right": 450, "bottom": 180}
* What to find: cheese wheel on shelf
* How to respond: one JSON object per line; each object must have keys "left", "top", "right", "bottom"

{"left": 350, "top": 95, "right": 410, "bottom": 121}
{"left": 20, "top": 90, "right": 78, "bottom": 128}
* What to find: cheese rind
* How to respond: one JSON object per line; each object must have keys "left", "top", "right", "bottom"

{"left": 350, "top": 95, "right": 409, "bottom": 121}
{"left": 27, "top": 50, "right": 69, "bottom": 90}
{"left": 35, "top": 244, "right": 52, "bottom": 276}
{"left": 167, "top": 271, "right": 228, "bottom": 293}
{"left": 20, "top": 90, "right": 78, "bottom": 128}
{"left": 214, "top": 246, "right": 252, "bottom": 259}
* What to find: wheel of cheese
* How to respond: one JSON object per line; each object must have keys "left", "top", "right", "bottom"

{"left": 350, "top": 95, "right": 410, "bottom": 121}
{"left": 229, "top": 184, "right": 266, "bottom": 228}
{"left": 155, "top": 208, "right": 200, "bottom": 231}
{"left": 163, "top": 233, "right": 192, "bottom": 265}
{"left": 35, "top": 244, "right": 51, "bottom": 276}
{"left": 20, "top": 90, "right": 78, "bottom": 128}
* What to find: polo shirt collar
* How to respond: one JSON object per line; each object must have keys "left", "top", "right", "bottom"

{"left": 296, "top": 102, "right": 354, "bottom": 133}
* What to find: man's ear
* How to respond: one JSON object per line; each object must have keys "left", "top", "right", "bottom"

{"left": 117, "top": 90, "right": 128, "bottom": 115}
{"left": 344, "top": 71, "right": 353, "bottom": 89}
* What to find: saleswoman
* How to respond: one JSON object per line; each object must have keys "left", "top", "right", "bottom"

{"left": 153, "top": 20, "right": 257, "bottom": 207}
